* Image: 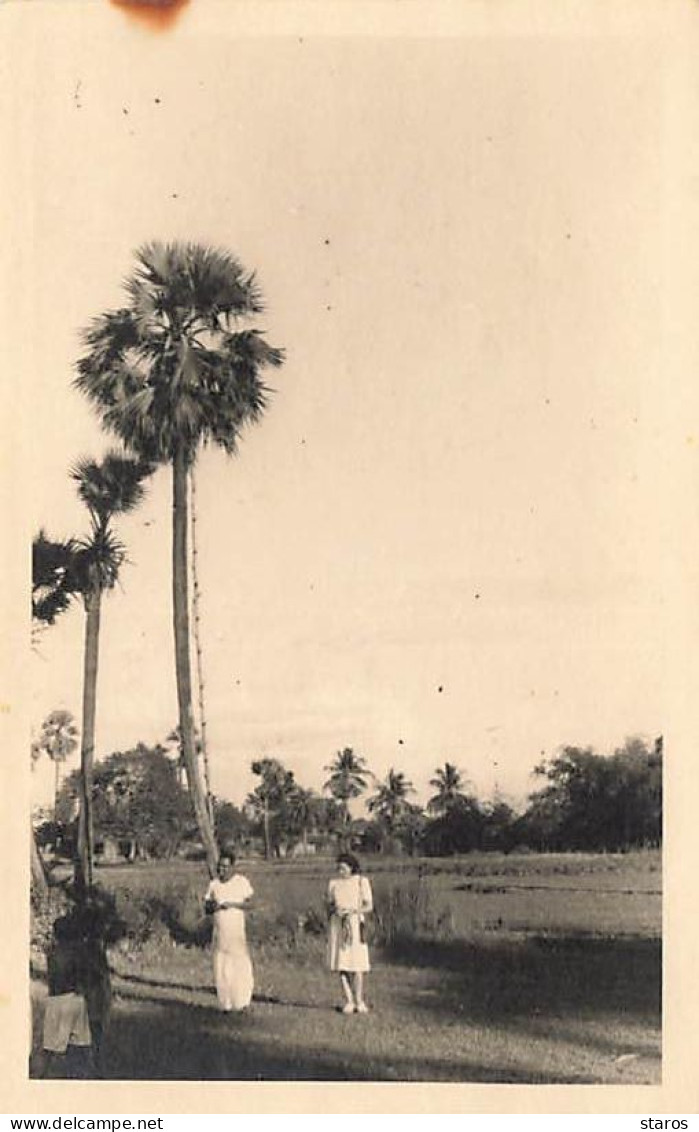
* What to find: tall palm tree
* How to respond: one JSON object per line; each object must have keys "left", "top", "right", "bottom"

{"left": 189, "top": 465, "right": 213, "bottom": 825}
{"left": 428, "top": 761, "right": 468, "bottom": 815}
{"left": 75, "top": 242, "right": 284, "bottom": 876}
{"left": 70, "top": 451, "right": 152, "bottom": 885}
{"left": 367, "top": 768, "right": 415, "bottom": 838}
{"left": 34, "top": 710, "right": 79, "bottom": 819}
{"left": 323, "top": 747, "right": 370, "bottom": 826}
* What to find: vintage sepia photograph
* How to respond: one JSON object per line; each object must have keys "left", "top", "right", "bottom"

{"left": 7, "top": 0, "right": 691, "bottom": 1102}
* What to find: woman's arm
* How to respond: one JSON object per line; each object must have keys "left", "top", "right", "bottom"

{"left": 359, "top": 876, "right": 373, "bottom": 914}
{"left": 325, "top": 879, "right": 337, "bottom": 917}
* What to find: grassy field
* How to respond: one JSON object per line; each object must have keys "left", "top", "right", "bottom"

{"left": 30, "top": 850, "right": 661, "bottom": 1083}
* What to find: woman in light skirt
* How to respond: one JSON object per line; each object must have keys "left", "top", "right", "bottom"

{"left": 326, "top": 852, "right": 373, "bottom": 1014}
{"left": 204, "top": 852, "right": 254, "bottom": 1012}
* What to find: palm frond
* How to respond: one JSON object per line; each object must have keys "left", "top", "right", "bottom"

{"left": 32, "top": 530, "right": 82, "bottom": 624}
{"left": 70, "top": 450, "right": 154, "bottom": 529}
{"left": 72, "top": 528, "right": 126, "bottom": 592}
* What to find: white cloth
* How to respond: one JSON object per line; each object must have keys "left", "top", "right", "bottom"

{"left": 205, "top": 874, "right": 254, "bottom": 1011}
{"left": 43, "top": 993, "right": 92, "bottom": 1053}
{"left": 327, "top": 874, "right": 373, "bottom": 973}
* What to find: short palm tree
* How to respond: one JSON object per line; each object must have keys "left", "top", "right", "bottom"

{"left": 248, "top": 757, "right": 294, "bottom": 859}
{"left": 428, "top": 761, "right": 468, "bottom": 815}
{"left": 75, "top": 242, "right": 284, "bottom": 876}
{"left": 34, "top": 709, "right": 79, "bottom": 820}
{"left": 367, "top": 768, "right": 415, "bottom": 835}
{"left": 70, "top": 451, "right": 152, "bottom": 885}
{"left": 323, "top": 747, "right": 370, "bottom": 826}
{"left": 286, "top": 785, "right": 319, "bottom": 854}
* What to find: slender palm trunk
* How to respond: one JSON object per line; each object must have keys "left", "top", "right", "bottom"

{"left": 262, "top": 797, "right": 271, "bottom": 860}
{"left": 173, "top": 446, "right": 218, "bottom": 875}
{"left": 54, "top": 760, "right": 60, "bottom": 822}
{"left": 77, "top": 589, "right": 101, "bottom": 889}
{"left": 189, "top": 467, "right": 214, "bottom": 827}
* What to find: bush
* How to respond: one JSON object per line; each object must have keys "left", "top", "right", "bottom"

{"left": 372, "top": 877, "right": 455, "bottom": 949}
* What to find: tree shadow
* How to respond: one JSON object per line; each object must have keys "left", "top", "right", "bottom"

{"left": 87, "top": 997, "right": 596, "bottom": 1082}
{"left": 385, "top": 933, "right": 661, "bottom": 1026}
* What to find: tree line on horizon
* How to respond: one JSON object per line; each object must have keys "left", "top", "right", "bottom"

{"left": 36, "top": 732, "right": 662, "bottom": 862}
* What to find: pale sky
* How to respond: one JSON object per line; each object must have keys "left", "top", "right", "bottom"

{"left": 19, "top": 6, "right": 670, "bottom": 811}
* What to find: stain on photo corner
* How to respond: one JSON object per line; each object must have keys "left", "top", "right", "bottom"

{"left": 109, "top": 0, "right": 190, "bottom": 31}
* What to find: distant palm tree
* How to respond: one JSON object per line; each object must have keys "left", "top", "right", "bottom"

{"left": 286, "top": 785, "right": 319, "bottom": 854}
{"left": 428, "top": 761, "right": 468, "bottom": 815}
{"left": 34, "top": 710, "right": 79, "bottom": 819}
{"left": 70, "top": 451, "right": 152, "bottom": 884}
{"left": 367, "top": 768, "right": 415, "bottom": 838}
{"left": 248, "top": 757, "right": 294, "bottom": 859}
{"left": 75, "top": 242, "right": 284, "bottom": 875}
{"left": 323, "top": 747, "right": 370, "bottom": 826}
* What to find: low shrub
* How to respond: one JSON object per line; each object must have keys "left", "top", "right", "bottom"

{"left": 372, "top": 877, "right": 455, "bottom": 949}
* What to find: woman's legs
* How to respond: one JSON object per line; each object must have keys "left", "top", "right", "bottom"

{"left": 352, "top": 972, "right": 368, "bottom": 1011}
{"left": 339, "top": 972, "right": 354, "bottom": 1012}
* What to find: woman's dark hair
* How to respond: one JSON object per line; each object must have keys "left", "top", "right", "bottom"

{"left": 337, "top": 852, "right": 361, "bottom": 875}
{"left": 218, "top": 850, "right": 236, "bottom": 866}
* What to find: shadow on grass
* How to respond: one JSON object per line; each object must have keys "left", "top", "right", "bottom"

{"left": 29, "top": 932, "right": 660, "bottom": 1081}
{"left": 45, "top": 995, "right": 593, "bottom": 1082}
{"left": 385, "top": 933, "right": 661, "bottom": 1025}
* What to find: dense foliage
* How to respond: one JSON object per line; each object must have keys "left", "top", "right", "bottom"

{"left": 57, "top": 743, "right": 194, "bottom": 859}
{"left": 44, "top": 734, "right": 662, "bottom": 863}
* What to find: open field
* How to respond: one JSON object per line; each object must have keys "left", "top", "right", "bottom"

{"left": 30, "top": 850, "right": 661, "bottom": 1083}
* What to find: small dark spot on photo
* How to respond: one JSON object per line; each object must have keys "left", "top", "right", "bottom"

{"left": 437, "top": 685, "right": 444, "bottom": 693}
{"left": 324, "top": 238, "right": 330, "bottom": 246}
{"left": 398, "top": 739, "right": 404, "bottom": 745}
{"left": 155, "top": 98, "right": 161, "bottom": 105}
{"left": 122, "top": 108, "right": 129, "bottom": 116}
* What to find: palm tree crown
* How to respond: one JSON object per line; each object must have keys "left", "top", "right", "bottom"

{"left": 75, "top": 242, "right": 284, "bottom": 465}
{"left": 323, "top": 747, "right": 370, "bottom": 807}
{"left": 367, "top": 768, "right": 415, "bottom": 826}
{"left": 70, "top": 451, "right": 153, "bottom": 596}
{"left": 428, "top": 761, "right": 468, "bottom": 815}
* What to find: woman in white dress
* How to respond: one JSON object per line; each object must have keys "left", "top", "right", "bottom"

{"left": 326, "top": 852, "right": 373, "bottom": 1014}
{"left": 204, "top": 852, "right": 254, "bottom": 1012}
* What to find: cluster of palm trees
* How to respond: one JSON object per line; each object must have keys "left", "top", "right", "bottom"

{"left": 324, "top": 748, "right": 471, "bottom": 822}
{"left": 32, "top": 241, "right": 284, "bottom": 889}
{"left": 238, "top": 746, "right": 475, "bottom": 857}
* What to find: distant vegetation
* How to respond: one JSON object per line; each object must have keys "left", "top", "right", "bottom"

{"left": 38, "top": 734, "right": 662, "bottom": 866}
